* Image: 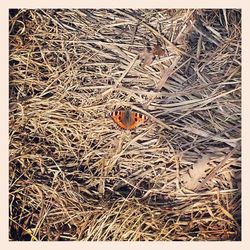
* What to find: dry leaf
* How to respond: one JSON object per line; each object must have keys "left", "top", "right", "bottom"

{"left": 152, "top": 44, "right": 165, "bottom": 57}
{"left": 139, "top": 43, "right": 165, "bottom": 67}
{"left": 139, "top": 48, "right": 154, "bottom": 67}
{"left": 181, "top": 155, "right": 211, "bottom": 190}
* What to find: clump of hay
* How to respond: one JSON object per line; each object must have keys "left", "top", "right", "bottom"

{"left": 9, "top": 9, "right": 241, "bottom": 241}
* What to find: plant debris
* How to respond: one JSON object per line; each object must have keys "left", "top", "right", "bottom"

{"left": 9, "top": 9, "right": 241, "bottom": 241}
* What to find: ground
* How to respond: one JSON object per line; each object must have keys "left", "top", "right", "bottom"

{"left": 9, "top": 9, "right": 241, "bottom": 241}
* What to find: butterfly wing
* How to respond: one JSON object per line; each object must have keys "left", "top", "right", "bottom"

{"left": 127, "top": 111, "right": 148, "bottom": 129}
{"left": 111, "top": 110, "right": 148, "bottom": 130}
{"left": 110, "top": 111, "right": 128, "bottom": 129}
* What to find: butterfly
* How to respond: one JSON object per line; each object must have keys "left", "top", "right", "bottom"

{"left": 110, "top": 109, "right": 148, "bottom": 130}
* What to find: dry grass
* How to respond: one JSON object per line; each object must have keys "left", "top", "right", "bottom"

{"left": 9, "top": 9, "right": 241, "bottom": 241}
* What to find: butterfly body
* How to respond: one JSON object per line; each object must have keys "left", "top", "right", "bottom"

{"left": 110, "top": 110, "right": 148, "bottom": 130}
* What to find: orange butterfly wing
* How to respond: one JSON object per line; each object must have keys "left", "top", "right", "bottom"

{"left": 111, "top": 111, "right": 148, "bottom": 130}
{"left": 111, "top": 111, "right": 128, "bottom": 129}
{"left": 127, "top": 112, "right": 148, "bottom": 130}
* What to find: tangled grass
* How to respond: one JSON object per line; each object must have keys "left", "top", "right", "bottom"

{"left": 9, "top": 9, "right": 241, "bottom": 241}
